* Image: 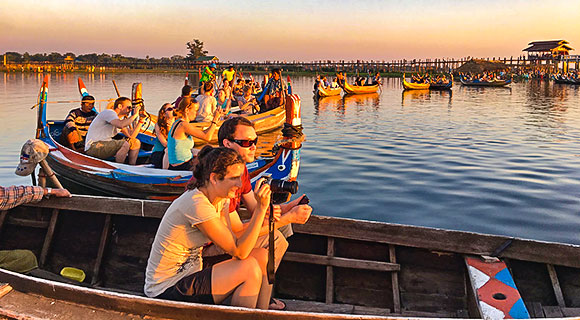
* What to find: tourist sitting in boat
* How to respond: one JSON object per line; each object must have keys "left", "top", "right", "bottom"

{"left": 313, "top": 75, "right": 320, "bottom": 92}
{"left": 336, "top": 72, "right": 346, "bottom": 87}
{"left": 195, "top": 82, "right": 218, "bottom": 122}
{"left": 173, "top": 85, "right": 193, "bottom": 110}
{"left": 167, "top": 97, "right": 222, "bottom": 171}
{"left": 150, "top": 103, "right": 176, "bottom": 169}
{"left": 331, "top": 78, "right": 340, "bottom": 88}
{"left": 216, "top": 89, "right": 231, "bottom": 115}
{"left": 84, "top": 97, "right": 142, "bottom": 165}
{"left": 236, "top": 85, "right": 259, "bottom": 114}
{"left": 233, "top": 79, "right": 244, "bottom": 99}
{"left": 60, "top": 95, "right": 98, "bottom": 152}
{"left": 372, "top": 72, "right": 382, "bottom": 85}
{"left": 355, "top": 77, "right": 365, "bottom": 86}
{"left": 145, "top": 146, "right": 280, "bottom": 309}
{"left": 262, "top": 68, "right": 286, "bottom": 112}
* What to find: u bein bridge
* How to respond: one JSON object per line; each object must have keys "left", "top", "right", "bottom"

{"left": 2, "top": 55, "right": 579, "bottom": 75}
{"left": 2, "top": 41, "right": 578, "bottom": 74}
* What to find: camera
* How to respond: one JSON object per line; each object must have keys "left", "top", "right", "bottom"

{"left": 263, "top": 176, "right": 298, "bottom": 194}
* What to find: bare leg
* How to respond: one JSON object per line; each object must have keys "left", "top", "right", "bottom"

{"left": 211, "top": 256, "right": 262, "bottom": 308}
{"left": 128, "top": 139, "right": 141, "bottom": 165}
{"left": 115, "top": 141, "right": 130, "bottom": 163}
{"left": 162, "top": 149, "right": 169, "bottom": 169}
{"left": 252, "top": 232, "right": 289, "bottom": 309}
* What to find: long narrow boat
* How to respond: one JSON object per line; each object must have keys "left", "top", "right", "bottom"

{"left": 35, "top": 76, "right": 303, "bottom": 201}
{"left": 429, "top": 75, "right": 453, "bottom": 90}
{"left": 402, "top": 74, "right": 430, "bottom": 90}
{"left": 1, "top": 195, "right": 579, "bottom": 319}
{"left": 460, "top": 77, "right": 512, "bottom": 87}
{"left": 553, "top": 76, "right": 580, "bottom": 85}
{"left": 316, "top": 86, "right": 342, "bottom": 97}
{"left": 341, "top": 80, "right": 380, "bottom": 95}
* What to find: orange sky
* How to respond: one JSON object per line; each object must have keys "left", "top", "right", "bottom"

{"left": 1, "top": 0, "right": 579, "bottom": 61}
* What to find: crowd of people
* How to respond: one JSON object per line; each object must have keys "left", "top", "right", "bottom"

{"left": 59, "top": 65, "right": 290, "bottom": 172}
{"left": 2, "top": 64, "right": 310, "bottom": 311}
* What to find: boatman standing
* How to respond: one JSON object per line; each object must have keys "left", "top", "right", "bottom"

{"left": 199, "top": 63, "right": 217, "bottom": 93}
{"left": 222, "top": 65, "right": 236, "bottom": 83}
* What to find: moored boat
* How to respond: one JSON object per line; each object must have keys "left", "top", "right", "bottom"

{"left": 402, "top": 74, "right": 430, "bottom": 90}
{"left": 460, "top": 77, "right": 512, "bottom": 87}
{"left": 1, "top": 195, "right": 579, "bottom": 319}
{"left": 316, "top": 86, "right": 342, "bottom": 97}
{"left": 35, "top": 76, "right": 303, "bottom": 200}
{"left": 340, "top": 81, "right": 380, "bottom": 95}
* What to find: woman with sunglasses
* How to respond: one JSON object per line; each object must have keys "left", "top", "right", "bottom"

{"left": 167, "top": 97, "right": 223, "bottom": 171}
{"left": 145, "top": 146, "right": 276, "bottom": 309}
{"left": 150, "top": 103, "right": 176, "bottom": 169}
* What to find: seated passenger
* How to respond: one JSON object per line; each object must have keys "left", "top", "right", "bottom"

{"left": 145, "top": 146, "right": 288, "bottom": 309}
{"left": 60, "top": 95, "right": 98, "bottom": 152}
{"left": 263, "top": 68, "right": 286, "bottom": 111}
{"left": 174, "top": 85, "right": 193, "bottom": 110}
{"left": 84, "top": 97, "right": 142, "bottom": 165}
{"left": 216, "top": 89, "right": 231, "bottom": 117}
{"left": 150, "top": 103, "right": 176, "bottom": 169}
{"left": 167, "top": 97, "right": 222, "bottom": 171}
{"left": 237, "top": 85, "right": 259, "bottom": 114}
{"left": 195, "top": 82, "right": 218, "bottom": 122}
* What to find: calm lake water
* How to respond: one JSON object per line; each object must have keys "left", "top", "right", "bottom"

{"left": 1, "top": 72, "right": 580, "bottom": 245}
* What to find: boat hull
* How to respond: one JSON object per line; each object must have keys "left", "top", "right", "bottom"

{"left": 1, "top": 196, "right": 580, "bottom": 318}
{"left": 342, "top": 82, "right": 380, "bottom": 94}
{"left": 317, "top": 86, "right": 341, "bottom": 97}
{"left": 460, "top": 78, "right": 511, "bottom": 87}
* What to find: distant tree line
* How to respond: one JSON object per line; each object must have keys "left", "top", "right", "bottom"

{"left": 1, "top": 51, "right": 189, "bottom": 64}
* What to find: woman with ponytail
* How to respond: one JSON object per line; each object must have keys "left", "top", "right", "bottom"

{"left": 145, "top": 146, "right": 277, "bottom": 309}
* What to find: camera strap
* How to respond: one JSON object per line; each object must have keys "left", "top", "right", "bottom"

{"left": 267, "top": 202, "right": 275, "bottom": 284}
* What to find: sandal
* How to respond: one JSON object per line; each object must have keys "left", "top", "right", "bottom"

{"left": 269, "top": 297, "right": 286, "bottom": 310}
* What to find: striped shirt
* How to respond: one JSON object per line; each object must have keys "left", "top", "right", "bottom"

{"left": 64, "top": 108, "right": 98, "bottom": 139}
{"left": 0, "top": 186, "right": 44, "bottom": 211}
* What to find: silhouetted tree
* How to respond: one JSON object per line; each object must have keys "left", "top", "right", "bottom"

{"left": 186, "top": 39, "right": 208, "bottom": 60}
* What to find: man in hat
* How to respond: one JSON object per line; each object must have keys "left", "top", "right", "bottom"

{"left": 84, "top": 97, "right": 142, "bottom": 165}
{"left": 199, "top": 62, "right": 217, "bottom": 93}
{"left": 61, "top": 95, "right": 99, "bottom": 152}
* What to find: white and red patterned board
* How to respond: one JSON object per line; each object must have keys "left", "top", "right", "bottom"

{"left": 465, "top": 256, "right": 530, "bottom": 319}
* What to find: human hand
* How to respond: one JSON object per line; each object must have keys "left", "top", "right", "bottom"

{"left": 254, "top": 178, "right": 272, "bottom": 211}
{"left": 212, "top": 108, "right": 223, "bottom": 122}
{"left": 270, "top": 204, "right": 282, "bottom": 222}
{"left": 53, "top": 188, "right": 72, "bottom": 198}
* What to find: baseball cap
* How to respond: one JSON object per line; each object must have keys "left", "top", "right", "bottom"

{"left": 15, "top": 139, "right": 49, "bottom": 176}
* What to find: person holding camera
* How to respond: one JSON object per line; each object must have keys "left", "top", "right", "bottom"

{"left": 84, "top": 97, "right": 142, "bottom": 165}
{"left": 145, "top": 146, "right": 278, "bottom": 309}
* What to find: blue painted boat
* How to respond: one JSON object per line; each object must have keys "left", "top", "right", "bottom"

{"left": 460, "top": 76, "right": 511, "bottom": 87}
{"left": 35, "top": 76, "right": 304, "bottom": 200}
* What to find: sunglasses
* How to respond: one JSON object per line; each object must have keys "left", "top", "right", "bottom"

{"left": 231, "top": 138, "right": 258, "bottom": 148}
{"left": 165, "top": 107, "right": 174, "bottom": 112}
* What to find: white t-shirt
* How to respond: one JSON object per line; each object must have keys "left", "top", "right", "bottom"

{"left": 144, "top": 189, "right": 229, "bottom": 297}
{"left": 195, "top": 94, "right": 217, "bottom": 122}
{"left": 84, "top": 109, "right": 120, "bottom": 151}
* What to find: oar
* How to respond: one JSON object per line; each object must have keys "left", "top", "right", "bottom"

{"left": 112, "top": 80, "right": 121, "bottom": 97}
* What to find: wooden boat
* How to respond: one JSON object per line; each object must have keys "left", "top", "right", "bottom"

{"left": 553, "top": 76, "right": 580, "bottom": 85}
{"left": 317, "top": 86, "right": 342, "bottom": 97}
{"left": 1, "top": 195, "right": 579, "bottom": 319}
{"left": 402, "top": 74, "right": 453, "bottom": 90}
{"left": 35, "top": 76, "right": 303, "bottom": 201}
{"left": 340, "top": 80, "right": 380, "bottom": 95}
{"left": 402, "top": 74, "right": 430, "bottom": 90}
{"left": 460, "top": 77, "right": 512, "bottom": 87}
{"left": 428, "top": 75, "right": 453, "bottom": 90}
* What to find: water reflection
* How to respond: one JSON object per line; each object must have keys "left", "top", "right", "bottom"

{"left": 401, "top": 89, "right": 453, "bottom": 108}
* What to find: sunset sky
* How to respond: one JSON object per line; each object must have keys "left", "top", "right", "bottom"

{"left": 2, "top": 0, "right": 579, "bottom": 62}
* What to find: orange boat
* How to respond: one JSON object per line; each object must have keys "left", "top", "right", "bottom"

{"left": 317, "top": 86, "right": 342, "bottom": 97}
{"left": 341, "top": 80, "right": 380, "bottom": 94}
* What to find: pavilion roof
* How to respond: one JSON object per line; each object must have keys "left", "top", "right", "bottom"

{"left": 523, "top": 40, "right": 574, "bottom": 52}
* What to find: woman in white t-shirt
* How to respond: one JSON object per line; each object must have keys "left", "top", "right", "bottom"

{"left": 195, "top": 82, "right": 218, "bottom": 122}
{"left": 145, "top": 146, "right": 276, "bottom": 309}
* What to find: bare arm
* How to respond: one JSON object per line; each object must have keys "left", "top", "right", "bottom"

{"left": 197, "top": 182, "right": 271, "bottom": 259}
{"left": 182, "top": 109, "right": 222, "bottom": 141}
{"left": 155, "top": 123, "right": 168, "bottom": 148}
{"left": 110, "top": 112, "right": 139, "bottom": 129}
